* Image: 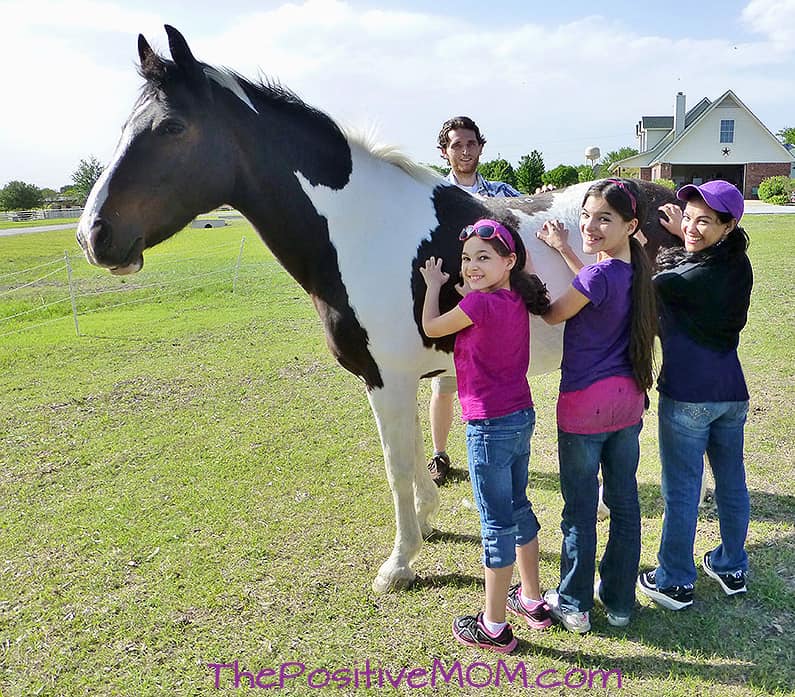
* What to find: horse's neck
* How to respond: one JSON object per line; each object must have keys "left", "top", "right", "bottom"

{"left": 232, "top": 142, "right": 440, "bottom": 292}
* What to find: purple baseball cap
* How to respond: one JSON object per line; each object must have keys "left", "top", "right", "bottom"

{"left": 676, "top": 180, "right": 744, "bottom": 222}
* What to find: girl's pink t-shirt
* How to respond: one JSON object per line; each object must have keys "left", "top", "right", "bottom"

{"left": 454, "top": 289, "right": 532, "bottom": 421}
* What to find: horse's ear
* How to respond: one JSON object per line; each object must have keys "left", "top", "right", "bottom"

{"left": 165, "top": 26, "right": 201, "bottom": 75}
{"left": 138, "top": 34, "right": 165, "bottom": 83}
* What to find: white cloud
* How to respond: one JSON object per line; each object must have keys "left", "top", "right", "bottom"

{"left": 742, "top": 0, "right": 795, "bottom": 43}
{"left": 1, "top": 0, "right": 794, "bottom": 188}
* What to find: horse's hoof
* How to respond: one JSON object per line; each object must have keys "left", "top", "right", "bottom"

{"left": 372, "top": 570, "right": 415, "bottom": 594}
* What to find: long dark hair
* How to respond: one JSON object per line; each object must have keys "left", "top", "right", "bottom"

{"left": 656, "top": 202, "right": 750, "bottom": 272}
{"left": 481, "top": 229, "right": 550, "bottom": 316}
{"left": 585, "top": 179, "right": 657, "bottom": 392}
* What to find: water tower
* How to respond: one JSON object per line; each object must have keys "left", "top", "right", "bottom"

{"left": 585, "top": 146, "right": 601, "bottom": 168}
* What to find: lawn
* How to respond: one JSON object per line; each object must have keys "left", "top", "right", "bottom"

{"left": 0, "top": 216, "right": 793, "bottom": 696}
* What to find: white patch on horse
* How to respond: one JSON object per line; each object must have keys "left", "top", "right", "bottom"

{"left": 204, "top": 67, "right": 259, "bottom": 114}
{"left": 294, "top": 142, "right": 449, "bottom": 377}
{"left": 77, "top": 98, "right": 152, "bottom": 260}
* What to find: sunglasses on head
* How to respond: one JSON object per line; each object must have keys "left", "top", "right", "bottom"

{"left": 459, "top": 224, "right": 515, "bottom": 252}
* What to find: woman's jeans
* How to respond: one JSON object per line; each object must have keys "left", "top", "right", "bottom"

{"left": 557, "top": 421, "right": 642, "bottom": 615}
{"left": 466, "top": 408, "right": 540, "bottom": 569}
{"left": 655, "top": 395, "right": 750, "bottom": 588}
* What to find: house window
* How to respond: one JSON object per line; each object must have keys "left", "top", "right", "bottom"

{"left": 720, "top": 119, "right": 735, "bottom": 143}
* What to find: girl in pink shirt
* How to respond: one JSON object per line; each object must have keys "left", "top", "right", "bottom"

{"left": 420, "top": 218, "right": 550, "bottom": 653}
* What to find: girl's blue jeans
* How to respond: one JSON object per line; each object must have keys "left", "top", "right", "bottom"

{"left": 654, "top": 395, "right": 750, "bottom": 588}
{"left": 557, "top": 421, "right": 643, "bottom": 615}
{"left": 465, "top": 408, "right": 540, "bottom": 569}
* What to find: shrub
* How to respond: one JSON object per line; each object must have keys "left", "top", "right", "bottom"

{"left": 758, "top": 176, "right": 794, "bottom": 203}
{"left": 653, "top": 178, "right": 676, "bottom": 190}
{"left": 542, "top": 164, "right": 579, "bottom": 188}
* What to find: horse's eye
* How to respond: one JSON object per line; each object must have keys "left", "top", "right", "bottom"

{"left": 158, "top": 120, "right": 185, "bottom": 136}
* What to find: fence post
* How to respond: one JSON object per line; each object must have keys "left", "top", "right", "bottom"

{"left": 233, "top": 236, "right": 245, "bottom": 292}
{"left": 64, "top": 251, "right": 80, "bottom": 336}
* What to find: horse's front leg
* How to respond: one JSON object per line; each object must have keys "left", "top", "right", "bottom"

{"left": 367, "top": 376, "right": 439, "bottom": 593}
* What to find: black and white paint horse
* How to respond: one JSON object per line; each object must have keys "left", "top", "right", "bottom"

{"left": 77, "top": 26, "right": 679, "bottom": 592}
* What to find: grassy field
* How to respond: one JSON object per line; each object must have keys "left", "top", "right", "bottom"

{"left": 0, "top": 218, "right": 80, "bottom": 230}
{"left": 0, "top": 217, "right": 793, "bottom": 696}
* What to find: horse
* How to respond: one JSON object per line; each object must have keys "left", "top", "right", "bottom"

{"left": 76, "top": 25, "right": 679, "bottom": 592}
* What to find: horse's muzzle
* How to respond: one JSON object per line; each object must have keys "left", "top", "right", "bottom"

{"left": 77, "top": 216, "right": 144, "bottom": 274}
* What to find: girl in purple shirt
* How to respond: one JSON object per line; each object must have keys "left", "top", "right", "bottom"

{"left": 420, "top": 218, "right": 550, "bottom": 653}
{"left": 535, "top": 179, "right": 656, "bottom": 632}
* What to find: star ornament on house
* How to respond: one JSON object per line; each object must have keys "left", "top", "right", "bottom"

{"left": 722, "top": 147, "right": 732, "bottom": 156}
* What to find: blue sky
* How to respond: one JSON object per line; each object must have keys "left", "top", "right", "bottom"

{"left": 1, "top": 0, "right": 793, "bottom": 189}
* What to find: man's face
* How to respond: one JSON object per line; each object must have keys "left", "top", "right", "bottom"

{"left": 441, "top": 128, "right": 483, "bottom": 175}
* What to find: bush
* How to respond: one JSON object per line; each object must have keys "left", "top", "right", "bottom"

{"left": 758, "top": 176, "right": 794, "bottom": 203}
{"left": 653, "top": 178, "right": 676, "bottom": 190}
{"left": 542, "top": 164, "right": 579, "bottom": 188}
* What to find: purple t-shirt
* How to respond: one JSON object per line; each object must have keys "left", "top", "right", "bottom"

{"left": 560, "top": 258, "right": 634, "bottom": 393}
{"left": 455, "top": 289, "right": 532, "bottom": 421}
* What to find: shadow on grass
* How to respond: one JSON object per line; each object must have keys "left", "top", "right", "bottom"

{"left": 424, "top": 529, "right": 479, "bottom": 545}
{"left": 412, "top": 572, "right": 483, "bottom": 590}
{"left": 590, "top": 531, "right": 795, "bottom": 694}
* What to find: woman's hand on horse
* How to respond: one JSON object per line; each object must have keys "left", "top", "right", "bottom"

{"left": 537, "top": 219, "right": 570, "bottom": 251}
{"left": 420, "top": 257, "right": 449, "bottom": 287}
{"left": 658, "top": 203, "right": 685, "bottom": 240}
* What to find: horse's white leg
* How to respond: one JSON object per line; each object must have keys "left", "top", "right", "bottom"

{"left": 413, "top": 407, "right": 440, "bottom": 538}
{"left": 367, "top": 377, "right": 429, "bottom": 593}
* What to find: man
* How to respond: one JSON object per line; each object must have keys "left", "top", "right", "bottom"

{"left": 428, "top": 116, "right": 521, "bottom": 486}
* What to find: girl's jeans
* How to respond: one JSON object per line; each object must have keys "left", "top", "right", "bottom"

{"left": 466, "top": 408, "right": 540, "bottom": 569}
{"left": 655, "top": 395, "right": 750, "bottom": 588}
{"left": 557, "top": 421, "right": 643, "bottom": 615}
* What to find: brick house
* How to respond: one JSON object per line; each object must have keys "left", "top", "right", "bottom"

{"left": 612, "top": 90, "right": 795, "bottom": 198}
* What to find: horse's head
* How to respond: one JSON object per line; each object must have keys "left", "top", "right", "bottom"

{"left": 77, "top": 25, "right": 237, "bottom": 274}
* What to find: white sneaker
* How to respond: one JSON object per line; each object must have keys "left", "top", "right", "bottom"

{"left": 594, "top": 580, "right": 631, "bottom": 627}
{"left": 543, "top": 589, "right": 590, "bottom": 634}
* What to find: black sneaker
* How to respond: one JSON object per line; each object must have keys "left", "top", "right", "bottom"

{"left": 702, "top": 553, "right": 747, "bottom": 596}
{"left": 506, "top": 583, "right": 552, "bottom": 629}
{"left": 427, "top": 453, "right": 450, "bottom": 486}
{"left": 452, "top": 613, "right": 518, "bottom": 654}
{"left": 637, "top": 570, "right": 694, "bottom": 610}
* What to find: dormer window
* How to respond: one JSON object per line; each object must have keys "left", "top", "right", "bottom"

{"left": 720, "top": 119, "right": 735, "bottom": 144}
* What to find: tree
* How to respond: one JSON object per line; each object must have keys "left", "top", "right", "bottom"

{"left": 600, "top": 146, "right": 639, "bottom": 173}
{"left": 0, "top": 180, "right": 43, "bottom": 211}
{"left": 478, "top": 158, "right": 516, "bottom": 188}
{"left": 577, "top": 164, "right": 600, "bottom": 183}
{"left": 776, "top": 127, "right": 795, "bottom": 145}
{"left": 423, "top": 163, "right": 450, "bottom": 177}
{"left": 515, "top": 150, "right": 545, "bottom": 193}
{"left": 542, "top": 164, "right": 579, "bottom": 188}
{"left": 71, "top": 155, "right": 105, "bottom": 205}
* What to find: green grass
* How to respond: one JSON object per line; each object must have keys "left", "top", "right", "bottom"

{"left": 0, "top": 218, "right": 793, "bottom": 696}
{"left": 0, "top": 218, "right": 80, "bottom": 230}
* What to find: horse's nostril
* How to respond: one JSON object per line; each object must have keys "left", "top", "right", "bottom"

{"left": 89, "top": 218, "right": 112, "bottom": 253}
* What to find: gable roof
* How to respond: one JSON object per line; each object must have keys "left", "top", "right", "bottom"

{"left": 614, "top": 90, "right": 794, "bottom": 169}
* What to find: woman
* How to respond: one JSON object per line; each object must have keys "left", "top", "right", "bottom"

{"left": 638, "top": 180, "right": 753, "bottom": 610}
{"left": 535, "top": 178, "right": 657, "bottom": 632}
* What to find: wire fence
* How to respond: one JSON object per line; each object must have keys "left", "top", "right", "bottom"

{"left": 0, "top": 236, "right": 261, "bottom": 339}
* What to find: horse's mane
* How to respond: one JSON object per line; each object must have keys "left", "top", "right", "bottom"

{"left": 138, "top": 59, "right": 446, "bottom": 188}
{"left": 208, "top": 66, "right": 445, "bottom": 188}
{"left": 343, "top": 128, "right": 446, "bottom": 187}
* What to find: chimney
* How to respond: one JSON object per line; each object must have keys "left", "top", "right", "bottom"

{"left": 674, "top": 92, "right": 686, "bottom": 138}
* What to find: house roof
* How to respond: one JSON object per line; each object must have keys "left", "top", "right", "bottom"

{"left": 613, "top": 90, "right": 794, "bottom": 170}
{"left": 640, "top": 116, "right": 673, "bottom": 130}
